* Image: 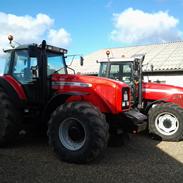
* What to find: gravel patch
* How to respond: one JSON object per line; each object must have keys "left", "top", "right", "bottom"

{"left": 0, "top": 134, "right": 183, "bottom": 183}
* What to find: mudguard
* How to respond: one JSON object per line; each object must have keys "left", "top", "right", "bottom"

{"left": 42, "top": 91, "right": 89, "bottom": 122}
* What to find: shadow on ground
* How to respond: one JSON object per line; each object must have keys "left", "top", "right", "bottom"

{"left": 0, "top": 133, "right": 182, "bottom": 183}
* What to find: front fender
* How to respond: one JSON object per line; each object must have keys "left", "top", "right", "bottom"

{"left": 42, "top": 91, "right": 89, "bottom": 122}
{"left": 144, "top": 100, "right": 165, "bottom": 114}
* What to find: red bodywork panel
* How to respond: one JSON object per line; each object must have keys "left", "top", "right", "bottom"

{"left": 2, "top": 74, "right": 183, "bottom": 111}
{"left": 52, "top": 74, "right": 130, "bottom": 114}
{"left": 1, "top": 74, "right": 130, "bottom": 114}
{"left": 143, "top": 82, "right": 183, "bottom": 107}
{"left": 1, "top": 75, "right": 27, "bottom": 100}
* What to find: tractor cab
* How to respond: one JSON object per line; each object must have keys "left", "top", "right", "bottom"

{"left": 98, "top": 52, "right": 145, "bottom": 107}
{"left": 98, "top": 53, "right": 144, "bottom": 85}
{"left": 98, "top": 58, "right": 135, "bottom": 85}
{"left": 3, "top": 38, "right": 68, "bottom": 105}
{"left": 4, "top": 43, "right": 68, "bottom": 80}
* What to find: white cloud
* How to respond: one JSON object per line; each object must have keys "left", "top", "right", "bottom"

{"left": 111, "top": 8, "right": 182, "bottom": 44}
{"left": 0, "top": 12, "right": 71, "bottom": 56}
{"left": 0, "top": 12, "right": 71, "bottom": 74}
{"left": 48, "top": 28, "right": 72, "bottom": 47}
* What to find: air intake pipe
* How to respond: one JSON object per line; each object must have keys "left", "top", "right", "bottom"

{"left": 138, "top": 55, "right": 145, "bottom": 109}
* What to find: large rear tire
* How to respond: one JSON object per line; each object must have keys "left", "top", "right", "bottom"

{"left": 148, "top": 103, "right": 183, "bottom": 141}
{"left": 47, "top": 102, "right": 109, "bottom": 164}
{"left": 0, "top": 88, "right": 22, "bottom": 146}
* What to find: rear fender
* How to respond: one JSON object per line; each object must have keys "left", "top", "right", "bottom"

{"left": 0, "top": 77, "right": 23, "bottom": 108}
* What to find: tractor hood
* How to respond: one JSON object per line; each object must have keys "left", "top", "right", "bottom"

{"left": 143, "top": 82, "right": 183, "bottom": 107}
{"left": 51, "top": 74, "right": 130, "bottom": 113}
{"left": 51, "top": 74, "right": 129, "bottom": 88}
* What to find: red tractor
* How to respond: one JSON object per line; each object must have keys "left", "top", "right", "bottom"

{"left": 98, "top": 51, "right": 183, "bottom": 141}
{"left": 0, "top": 36, "right": 146, "bottom": 163}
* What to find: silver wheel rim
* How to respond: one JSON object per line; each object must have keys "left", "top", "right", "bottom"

{"left": 155, "top": 112, "right": 179, "bottom": 136}
{"left": 59, "top": 117, "right": 86, "bottom": 151}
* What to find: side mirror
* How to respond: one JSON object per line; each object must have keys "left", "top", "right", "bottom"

{"left": 80, "top": 56, "right": 84, "bottom": 66}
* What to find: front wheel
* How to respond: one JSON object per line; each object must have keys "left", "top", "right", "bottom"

{"left": 148, "top": 103, "right": 183, "bottom": 141}
{"left": 47, "top": 102, "right": 109, "bottom": 164}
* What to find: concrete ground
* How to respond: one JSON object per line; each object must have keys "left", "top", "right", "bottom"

{"left": 0, "top": 134, "right": 183, "bottom": 183}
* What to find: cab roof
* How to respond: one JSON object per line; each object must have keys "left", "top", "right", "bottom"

{"left": 4, "top": 44, "right": 36, "bottom": 52}
{"left": 4, "top": 43, "right": 68, "bottom": 54}
{"left": 97, "top": 57, "right": 135, "bottom": 63}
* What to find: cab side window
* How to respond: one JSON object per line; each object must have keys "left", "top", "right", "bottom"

{"left": 121, "top": 64, "right": 132, "bottom": 84}
{"left": 13, "top": 50, "right": 38, "bottom": 84}
{"left": 99, "top": 63, "right": 107, "bottom": 77}
{"left": 110, "top": 64, "right": 120, "bottom": 79}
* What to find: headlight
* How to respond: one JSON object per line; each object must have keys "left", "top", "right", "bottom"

{"left": 124, "top": 91, "right": 128, "bottom": 101}
{"left": 122, "top": 87, "right": 130, "bottom": 109}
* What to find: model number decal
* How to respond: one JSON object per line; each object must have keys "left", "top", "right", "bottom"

{"left": 52, "top": 81, "right": 92, "bottom": 88}
{"left": 143, "top": 88, "right": 183, "bottom": 95}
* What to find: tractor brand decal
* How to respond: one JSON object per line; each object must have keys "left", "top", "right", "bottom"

{"left": 52, "top": 81, "right": 92, "bottom": 88}
{"left": 143, "top": 88, "right": 183, "bottom": 95}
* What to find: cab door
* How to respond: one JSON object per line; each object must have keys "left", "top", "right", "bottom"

{"left": 12, "top": 50, "right": 40, "bottom": 105}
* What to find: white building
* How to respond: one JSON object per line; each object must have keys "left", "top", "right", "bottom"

{"left": 72, "top": 41, "right": 183, "bottom": 87}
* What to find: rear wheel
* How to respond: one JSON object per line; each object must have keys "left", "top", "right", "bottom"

{"left": 148, "top": 103, "right": 183, "bottom": 141}
{"left": 0, "top": 88, "right": 22, "bottom": 146}
{"left": 48, "top": 102, "right": 109, "bottom": 164}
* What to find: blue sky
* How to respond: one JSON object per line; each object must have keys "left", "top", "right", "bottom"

{"left": 0, "top": 0, "right": 183, "bottom": 73}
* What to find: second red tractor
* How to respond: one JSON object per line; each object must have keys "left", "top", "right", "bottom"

{"left": 98, "top": 52, "right": 183, "bottom": 141}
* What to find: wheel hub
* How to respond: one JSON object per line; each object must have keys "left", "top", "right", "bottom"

{"left": 68, "top": 125, "right": 85, "bottom": 143}
{"left": 59, "top": 117, "right": 86, "bottom": 151}
{"left": 155, "top": 112, "right": 179, "bottom": 136}
{"left": 163, "top": 119, "right": 172, "bottom": 129}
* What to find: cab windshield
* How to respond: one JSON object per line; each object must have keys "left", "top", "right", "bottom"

{"left": 99, "top": 62, "right": 133, "bottom": 84}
